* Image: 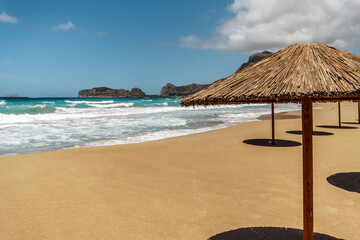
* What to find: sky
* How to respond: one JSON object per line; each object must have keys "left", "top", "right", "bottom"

{"left": 1, "top": 0, "right": 360, "bottom": 97}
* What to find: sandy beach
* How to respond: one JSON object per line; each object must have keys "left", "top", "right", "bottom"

{"left": 1, "top": 102, "right": 360, "bottom": 239}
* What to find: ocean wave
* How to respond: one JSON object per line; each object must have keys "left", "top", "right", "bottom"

{"left": 0, "top": 104, "right": 55, "bottom": 115}
{"left": 30, "top": 104, "right": 46, "bottom": 108}
{"left": 86, "top": 102, "right": 134, "bottom": 108}
{"left": 218, "top": 112, "right": 267, "bottom": 123}
{"left": 65, "top": 100, "right": 115, "bottom": 104}
{"left": 0, "top": 98, "right": 301, "bottom": 157}
{"left": 0, "top": 106, "right": 184, "bottom": 124}
{"left": 0, "top": 103, "right": 299, "bottom": 125}
{"left": 1, "top": 105, "right": 254, "bottom": 124}
{"left": 0, "top": 100, "right": 6, "bottom": 105}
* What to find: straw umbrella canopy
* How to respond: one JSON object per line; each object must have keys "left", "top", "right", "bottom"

{"left": 180, "top": 43, "right": 360, "bottom": 240}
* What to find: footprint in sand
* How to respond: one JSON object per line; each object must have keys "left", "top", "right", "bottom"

{"left": 345, "top": 199, "right": 355, "bottom": 205}
{"left": 259, "top": 193, "right": 268, "bottom": 199}
{"left": 331, "top": 220, "right": 341, "bottom": 226}
{"left": 326, "top": 206, "right": 339, "bottom": 214}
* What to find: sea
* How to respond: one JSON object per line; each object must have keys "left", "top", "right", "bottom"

{"left": 0, "top": 97, "right": 301, "bottom": 157}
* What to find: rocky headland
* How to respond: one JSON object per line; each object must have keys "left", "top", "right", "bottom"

{"left": 235, "top": 51, "right": 272, "bottom": 73}
{"left": 78, "top": 51, "right": 272, "bottom": 98}
{"left": 159, "top": 83, "right": 210, "bottom": 97}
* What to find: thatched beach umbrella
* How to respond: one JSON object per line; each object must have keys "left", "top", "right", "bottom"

{"left": 181, "top": 43, "right": 360, "bottom": 240}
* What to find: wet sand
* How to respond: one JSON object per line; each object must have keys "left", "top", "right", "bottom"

{"left": 1, "top": 102, "right": 359, "bottom": 239}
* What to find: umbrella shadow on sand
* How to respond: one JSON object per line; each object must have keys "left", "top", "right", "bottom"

{"left": 286, "top": 130, "right": 334, "bottom": 136}
{"left": 208, "top": 227, "right": 343, "bottom": 240}
{"left": 327, "top": 172, "right": 360, "bottom": 193}
{"left": 243, "top": 139, "right": 301, "bottom": 147}
{"left": 316, "top": 125, "right": 358, "bottom": 129}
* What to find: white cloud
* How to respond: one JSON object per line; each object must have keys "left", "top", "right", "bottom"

{"left": 0, "top": 11, "right": 18, "bottom": 23}
{"left": 179, "top": 0, "right": 360, "bottom": 52}
{"left": 52, "top": 21, "right": 76, "bottom": 31}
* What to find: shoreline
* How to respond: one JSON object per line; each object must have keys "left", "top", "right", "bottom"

{"left": 0, "top": 103, "right": 301, "bottom": 158}
{"left": 1, "top": 102, "right": 359, "bottom": 239}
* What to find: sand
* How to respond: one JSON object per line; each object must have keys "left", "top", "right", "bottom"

{"left": 0, "top": 102, "right": 360, "bottom": 239}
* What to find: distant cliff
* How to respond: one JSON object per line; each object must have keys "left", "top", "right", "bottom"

{"left": 78, "top": 51, "right": 272, "bottom": 98}
{"left": 235, "top": 51, "right": 272, "bottom": 73}
{"left": 159, "top": 51, "right": 272, "bottom": 97}
{"left": 160, "top": 83, "right": 210, "bottom": 97}
{"left": 78, "top": 87, "right": 146, "bottom": 98}
{"left": 2, "top": 94, "right": 21, "bottom": 98}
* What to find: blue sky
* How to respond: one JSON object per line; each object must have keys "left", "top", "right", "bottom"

{"left": 0, "top": 0, "right": 243, "bottom": 97}
{"left": 1, "top": 0, "right": 360, "bottom": 97}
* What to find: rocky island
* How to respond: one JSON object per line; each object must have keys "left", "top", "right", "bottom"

{"left": 2, "top": 94, "right": 22, "bottom": 98}
{"left": 78, "top": 51, "right": 272, "bottom": 98}
{"left": 78, "top": 87, "right": 146, "bottom": 98}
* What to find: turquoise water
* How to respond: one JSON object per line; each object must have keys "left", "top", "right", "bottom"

{"left": 0, "top": 97, "right": 300, "bottom": 157}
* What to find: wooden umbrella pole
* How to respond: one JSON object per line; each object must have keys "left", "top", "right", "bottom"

{"left": 271, "top": 103, "right": 275, "bottom": 145}
{"left": 302, "top": 96, "right": 313, "bottom": 240}
{"left": 358, "top": 102, "right": 360, "bottom": 124}
{"left": 338, "top": 102, "right": 341, "bottom": 128}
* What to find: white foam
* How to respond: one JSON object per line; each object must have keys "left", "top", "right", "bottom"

{"left": 64, "top": 100, "right": 134, "bottom": 108}
{"left": 0, "top": 106, "right": 184, "bottom": 124}
{"left": 65, "top": 100, "right": 115, "bottom": 104}
{"left": 0, "top": 153, "right": 18, "bottom": 157}
{"left": 0, "top": 99, "right": 301, "bottom": 157}
{"left": 0, "top": 103, "right": 300, "bottom": 126}
{"left": 30, "top": 104, "right": 47, "bottom": 108}
{"left": 86, "top": 102, "right": 134, "bottom": 108}
{"left": 0, "top": 100, "right": 6, "bottom": 105}
{"left": 218, "top": 111, "right": 267, "bottom": 123}
{"left": 82, "top": 126, "right": 217, "bottom": 147}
